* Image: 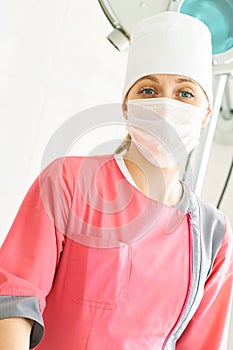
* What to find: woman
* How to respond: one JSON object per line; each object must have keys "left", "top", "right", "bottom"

{"left": 0, "top": 11, "right": 232, "bottom": 350}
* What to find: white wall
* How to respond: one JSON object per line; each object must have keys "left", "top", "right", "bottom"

{"left": 0, "top": 0, "right": 232, "bottom": 347}
{"left": 0, "top": 0, "right": 127, "bottom": 240}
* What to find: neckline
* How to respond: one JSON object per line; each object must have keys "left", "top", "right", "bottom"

{"left": 114, "top": 154, "right": 191, "bottom": 214}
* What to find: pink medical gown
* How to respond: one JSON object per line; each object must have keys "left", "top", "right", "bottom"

{"left": 0, "top": 155, "right": 232, "bottom": 349}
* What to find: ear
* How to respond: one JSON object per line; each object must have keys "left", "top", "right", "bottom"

{"left": 122, "top": 101, "right": 128, "bottom": 120}
{"left": 201, "top": 106, "right": 212, "bottom": 127}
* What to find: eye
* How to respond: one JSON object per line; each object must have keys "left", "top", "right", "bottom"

{"left": 139, "top": 87, "right": 156, "bottom": 95}
{"left": 179, "top": 90, "right": 195, "bottom": 99}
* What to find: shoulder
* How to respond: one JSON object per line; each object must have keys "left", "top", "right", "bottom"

{"left": 184, "top": 183, "right": 226, "bottom": 244}
{"left": 41, "top": 154, "right": 116, "bottom": 179}
{"left": 196, "top": 195, "right": 225, "bottom": 229}
{"left": 187, "top": 186, "right": 231, "bottom": 255}
{"left": 185, "top": 187, "right": 233, "bottom": 276}
{"left": 184, "top": 183, "right": 225, "bottom": 231}
{"left": 38, "top": 155, "right": 118, "bottom": 196}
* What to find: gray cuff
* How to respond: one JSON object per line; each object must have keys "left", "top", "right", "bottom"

{"left": 0, "top": 296, "right": 44, "bottom": 348}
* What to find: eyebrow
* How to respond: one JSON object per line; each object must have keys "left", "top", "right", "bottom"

{"left": 138, "top": 75, "right": 199, "bottom": 87}
{"left": 175, "top": 78, "right": 199, "bottom": 86}
{"left": 139, "top": 75, "right": 160, "bottom": 83}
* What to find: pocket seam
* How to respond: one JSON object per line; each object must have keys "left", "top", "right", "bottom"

{"left": 64, "top": 241, "right": 132, "bottom": 310}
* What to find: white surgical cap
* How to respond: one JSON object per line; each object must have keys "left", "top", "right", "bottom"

{"left": 122, "top": 11, "right": 213, "bottom": 107}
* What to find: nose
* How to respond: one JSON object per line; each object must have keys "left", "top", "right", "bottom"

{"left": 159, "top": 87, "right": 173, "bottom": 99}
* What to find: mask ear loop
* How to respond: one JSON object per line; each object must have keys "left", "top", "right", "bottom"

{"left": 182, "top": 151, "right": 193, "bottom": 183}
{"left": 122, "top": 102, "right": 128, "bottom": 120}
{"left": 114, "top": 101, "right": 131, "bottom": 155}
{"left": 182, "top": 101, "right": 210, "bottom": 184}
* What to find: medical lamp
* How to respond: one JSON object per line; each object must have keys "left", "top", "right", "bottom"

{"left": 169, "top": 0, "right": 233, "bottom": 73}
{"left": 98, "top": 0, "right": 171, "bottom": 51}
{"left": 99, "top": 0, "right": 233, "bottom": 65}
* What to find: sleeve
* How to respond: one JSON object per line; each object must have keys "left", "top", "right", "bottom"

{"left": 0, "top": 296, "right": 44, "bottom": 348}
{"left": 176, "top": 216, "right": 233, "bottom": 350}
{"left": 0, "top": 157, "right": 73, "bottom": 348}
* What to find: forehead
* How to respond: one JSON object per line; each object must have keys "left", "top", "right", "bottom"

{"left": 135, "top": 74, "right": 200, "bottom": 87}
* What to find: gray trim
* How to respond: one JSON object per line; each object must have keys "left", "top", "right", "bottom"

{"left": 165, "top": 186, "right": 225, "bottom": 348}
{"left": 198, "top": 197, "right": 225, "bottom": 279}
{"left": 174, "top": 180, "right": 193, "bottom": 214}
{"left": 0, "top": 296, "right": 44, "bottom": 348}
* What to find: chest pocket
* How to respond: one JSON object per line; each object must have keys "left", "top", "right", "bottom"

{"left": 64, "top": 236, "right": 132, "bottom": 310}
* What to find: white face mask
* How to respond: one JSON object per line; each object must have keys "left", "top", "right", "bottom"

{"left": 126, "top": 98, "right": 208, "bottom": 168}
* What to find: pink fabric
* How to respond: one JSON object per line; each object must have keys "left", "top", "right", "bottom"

{"left": 0, "top": 156, "right": 232, "bottom": 349}
{"left": 176, "top": 216, "right": 233, "bottom": 349}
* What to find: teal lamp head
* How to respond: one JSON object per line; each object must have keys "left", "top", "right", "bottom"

{"left": 170, "top": 0, "right": 233, "bottom": 65}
